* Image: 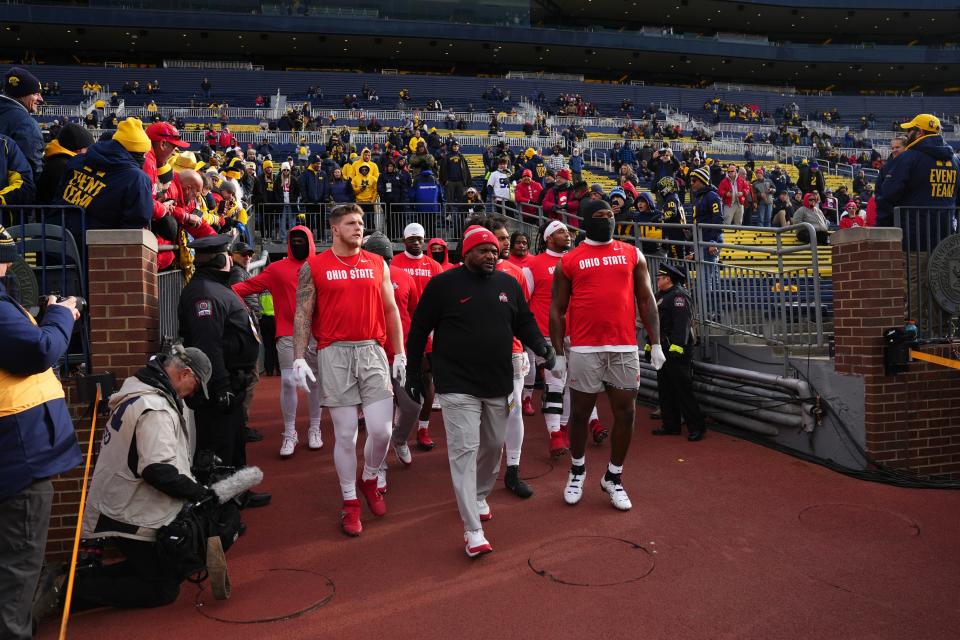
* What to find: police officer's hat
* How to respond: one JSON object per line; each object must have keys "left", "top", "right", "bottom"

{"left": 658, "top": 263, "right": 686, "bottom": 284}
{"left": 230, "top": 241, "right": 254, "bottom": 256}
{"left": 187, "top": 234, "right": 233, "bottom": 254}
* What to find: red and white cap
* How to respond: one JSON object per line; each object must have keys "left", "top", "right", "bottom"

{"left": 145, "top": 122, "right": 190, "bottom": 148}
{"left": 461, "top": 225, "right": 499, "bottom": 255}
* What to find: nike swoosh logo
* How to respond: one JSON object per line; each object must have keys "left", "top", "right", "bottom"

{"left": 460, "top": 297, "right": 471, "bottom": 304}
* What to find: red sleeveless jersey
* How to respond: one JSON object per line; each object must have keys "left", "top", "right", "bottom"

{"left": 522, "top": 249, "right": 564, "bottom": 337}
{"left": 391, "top": 252, "right": 443, "bottom": 294}
{"left": 308, "top": 248, "right": 387, "bottom": 349}
{"left": 497, "top": 259, "right": 529, "bottom": 354}
{"left": 559, "top": 240, "right": 640, "bottom": 351}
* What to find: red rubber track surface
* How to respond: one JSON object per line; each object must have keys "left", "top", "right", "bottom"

{"left": 43, "top": 376, "right": 960, "bottom": 639}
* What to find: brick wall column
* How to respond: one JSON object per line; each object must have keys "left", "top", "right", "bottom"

{"left": 47, "top": 230, "right": 161, "bottom": 557}
{"left": 86, "top": 229, "right": 160, "bottom": 381}
{"left": 831, "top": 226, "right": 960, "bottom": 477}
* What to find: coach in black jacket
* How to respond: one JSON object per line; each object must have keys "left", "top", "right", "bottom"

{"left": 405, "top": 225, "right": 554, "bottom": 558}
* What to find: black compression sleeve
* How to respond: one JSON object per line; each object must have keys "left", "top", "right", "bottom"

{"left": 142, "top": 463, "right": 208, "bottom": 501}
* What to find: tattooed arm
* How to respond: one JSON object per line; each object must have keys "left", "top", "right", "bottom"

{"left": 293, "top": 262, "right": 316, "bottom": 360}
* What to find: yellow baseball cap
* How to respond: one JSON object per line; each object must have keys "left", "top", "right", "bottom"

{"left": 900, "top": 113, "right": 941, "bottom": 133}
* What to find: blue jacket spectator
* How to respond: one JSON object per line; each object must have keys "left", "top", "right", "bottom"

{"left": 690, "top": 167, "right": 724, "bottom": 246}
{"left": 0, "top": 67, "right": 45, "bottom": 178}
{"left": 0, "top": 225, "right": 81, "bottom": 637}
{"left": 54, "top": 118, "right": 153, "bottom": 243}
{"left": 329, "top": 169, "right": 354, "bottom": 203}
{"left": 620, "top": 142, "right": 636, "bottom": 166}
{"left": 569, "top": 152, "right": 584, "bottom": 174}
{"left": 412, "top": 169, "right": 444, "bottom": 214}
{"left": 299, "top": 161, "right": 330, "bottom": 204}
{"left": 0, "top": 133, "right": 35, "bottom": 206}
{"left": 875, "top": 119, "right": 960, "bottom": 250}
{"left": 0, "top": 288, "right": 80, "bottom": 498}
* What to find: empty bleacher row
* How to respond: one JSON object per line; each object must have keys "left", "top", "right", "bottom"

{"left": 8, "top": 64, "right": 960, "bottom": 132}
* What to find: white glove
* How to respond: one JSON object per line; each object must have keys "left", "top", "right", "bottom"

{"left": 292, "top": 358, "right": 316, "bottom": 392}
{"left": 520, "top": 351, "right": 531, "bottom": 378}
{"left": 392, "top": 354, "right": 407, "bottom": 388}
{"left": 551, "top": 354, "right": 567, "bottom": 379}
{"left": 650, "top": 344, "right": 666, "bottom": 371}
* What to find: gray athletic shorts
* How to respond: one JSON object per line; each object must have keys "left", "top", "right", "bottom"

{"left": 277, "top": 335, "right": 319, "bottom": 372}
{"left": 318, "top": 340, "right": 393, "bottom": 407}
{"left": 567, "top": 350, "right": 641, "bottom": 393}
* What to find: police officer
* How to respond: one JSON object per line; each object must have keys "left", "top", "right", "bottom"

{"left": 178, "top": 234, "right": 270, "bottom": 507}
{"left": 650, "top": 263, "right": 705, "bottom": 441}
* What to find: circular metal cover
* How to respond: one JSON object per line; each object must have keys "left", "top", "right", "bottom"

{"left": 928, "top": 234, "right": 960, "bottom": 315}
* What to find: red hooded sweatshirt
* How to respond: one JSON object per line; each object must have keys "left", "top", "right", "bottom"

{"left": 427, "top": 238, "right": 456, "bottom": 271}
{"left": 231, "top": 225, "right": 316, "bottom": 338}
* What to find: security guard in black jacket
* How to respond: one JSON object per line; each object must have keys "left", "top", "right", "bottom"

{"left": 178, "top": 234, "right": 271, "bottom": 507}
{"left": 650, "top": 263, "right": 705, "bottom": 441}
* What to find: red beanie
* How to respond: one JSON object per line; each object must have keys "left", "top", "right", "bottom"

{"left": 803, "top": 192, "right": 819, "bottom": 208}
{"left": 461, "top": 225, "right": 499, "bottom": 255}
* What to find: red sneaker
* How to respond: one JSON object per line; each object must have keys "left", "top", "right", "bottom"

{"left": 560, "top": 424, "right": 570, "bottom": 449}
{"left": 522, "top": 396, "right": 535, "bottom": 416}
{"left": 416, "top": 427, "right": 436, "bottom": 451}
{"left": 340, "top": 499, "right": 362, "bottom": 536}
{"left": 589, "top": 418, "right": 609, "bottom": 445}
{"left": 358, "top": 477, "right": 387, "bottom": 517}
{"left": 549, "top": 429, "right": 568, "bottom": 458}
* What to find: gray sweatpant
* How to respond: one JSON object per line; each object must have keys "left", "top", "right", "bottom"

{"left": 0, "top": 479, "right": 54, "bottom": 640}
{"left": 438, "top": 393, "right": 509, "bottom": 532}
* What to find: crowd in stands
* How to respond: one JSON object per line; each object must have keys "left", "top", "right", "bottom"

{"left": 3, "top": 66, "right": 956, "bottom": 275}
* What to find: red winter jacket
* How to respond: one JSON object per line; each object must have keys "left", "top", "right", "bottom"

{"left": 718, "top": 175, "right": 751, "bottom": 206}
{"left": 231, "top": 225, "right": 316, "bottom": 338}
{"left": 541, "top": 183, "right": 580, "bottom": 224}
{"left": 514, "top": 180, "right": 544, "bottom": 219}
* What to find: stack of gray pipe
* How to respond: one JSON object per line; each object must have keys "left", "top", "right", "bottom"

{"left": 636, "top": 360, "right": 815, "bottom": 436}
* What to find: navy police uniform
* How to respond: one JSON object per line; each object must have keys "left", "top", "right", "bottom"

{"left": 650, "top": 263, "right": 705, "bottom": 441}
{"left": 178, "top": 235, "right": 260, "bottom": 468}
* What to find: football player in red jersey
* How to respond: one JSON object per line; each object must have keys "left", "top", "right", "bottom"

{"left": 550, "top": 199, "right": 665, "bottom": 511}
{"left": 291, "top": 204, "right": 406, "bottom": 536}
{"left": 361, "top": 232, "right": 423, "bottom": 489}
{"left": 392, "top": 223, "right": 444, "bottom": 450}
{"left": 523, "top": 220, "right": 606, "bottom": 458}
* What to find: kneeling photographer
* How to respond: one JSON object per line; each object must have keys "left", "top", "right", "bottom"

{"left": 72, "top": 346, "right": 247, "bottom": 609}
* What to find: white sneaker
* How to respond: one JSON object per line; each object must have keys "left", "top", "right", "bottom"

{"left": 279, "top": 433, "right": 298, "bottom": 458}
{"left": 377, "top": 463, "right": 388, "bottom": 494}
{"left": 477, "top": 498, "right": 492, "bottom": 522}
{"left": 393, "top": 441, "right": 413, "bottom": 466}
{"left": 600, "top": 475, "right": 633, "bottom": 511}
{"left": 563, "top": 468, "right": 586, "bottom": 505}
{"left": 464, "top": 529, "right": 493, "bottom": 558}
{"left": 432, "top": 398, "right": 441, "bottom": 411}
{"left": 308, "top": 427, "right": 323, "bottom": 450}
